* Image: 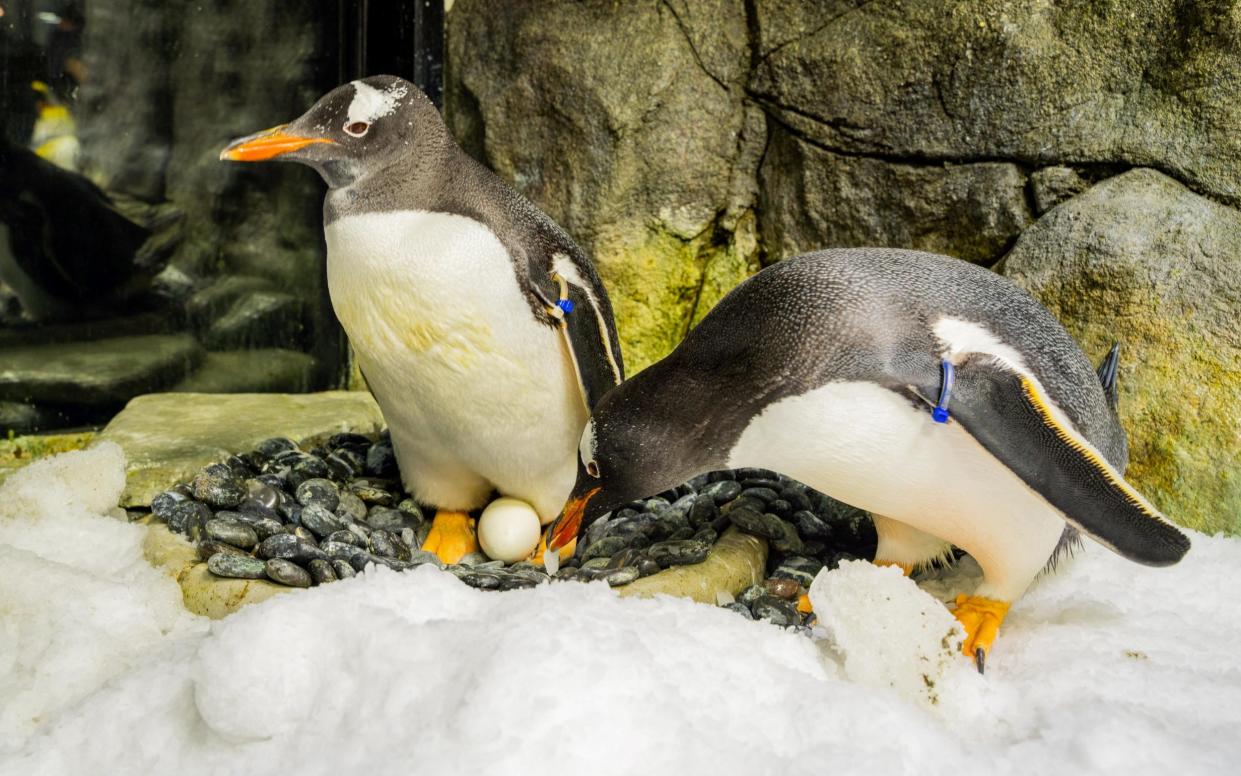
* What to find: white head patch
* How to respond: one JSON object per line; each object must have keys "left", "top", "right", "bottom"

{"left": 346, "top": 80, "right": 408, "bottom": 125}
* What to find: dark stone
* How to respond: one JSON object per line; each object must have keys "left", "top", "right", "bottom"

{"left": 295, "top": 477, "right": 340, "bottom": 511}
{"left": 197, "top": 539, "right": 245, "bottom": 562}
{"left": 780, "top": 489, "right": 813, "bottom": 513}
{"left": 396, "top": 498, "right": 425, "bottom": 523}
{"left": 308, "top": 558, "right": 337, "bottom": 585}
{"left": 367, "top": 506, "right": 416, "bottom": 532}
{"left": 582, "top": 536, "right": 629, "bottom": 562}
{"left": 325, "top": 529, "right": 365, "bottom": 547}
{"left": 739, "top": 487, "right": 779, "bottom": 504}
{"left": 728, "top": 507, "right": 781, "bottom": 540}
{"left": 204, "top": 517, "right": 259, "bottom": 550}
{"left": 332, "top": 447, "right": 367, "bottom": 475}
{"left": 722, "top": 496, "right": 767, "bottom": 515}
{"left": 150, "top": 490, "right": 189, "bottom": 520}
{"left": 331, "top": 559, "right": 357, "bottom": 579}
{"left": 335, "top": 492, "right": 367, "bottom": 522}
{"left": 254, "top": 437, "right": 299, "bottom": 458}
{"left": 766, "top": 499, "right": 792, "bottom": 518}
{"left": 191, "top": 463, "right": 246, "bottom": 508}
{"left": 207, "top": 552, "right": 267, "bottom": 580}
{"left": 736, "top": 468, "right": 779, "bottom": 482}
{"left": 752, "top": 596, "right": 798, "bottom": 628}
{"left": 792, "top": 510, "right": 832, "bottom": 542}
{"left": 320, "top": 540, "right": 369, "bottom": 563}
{"left": 692, "top": 527, "right": 718, "bottom": 545}
{"left": 770, "top": 518, "right": 805, "bottom": 555}
{"left": 265, "top": 558, "right": 312, "bottom": 588}
{"left": 350, "top": 480, "right": 395, "bottom": 506}
{"left": 365, "top": 440, "right": 397, "bottom": 477}
{"left": 687, "top": 494, "right": 718, "bottom": 529}
{"left": 646, "top": 539, "right": 710, "bottom": 568}
{"left": 167, "top": 500, "right": 212, "bottom": 538}
{"left": 461, "top": 571, "right": 503, "bottom": 590}
{"left": 258, "top": 533, "right": 325, "bottom": 563}
{"left": 329, "top": 432, "right": 371, "bottom": 449}
{"left": 738, "top": 585, "right": 765, "bottom": 606}
{"left": 300, "top": 504, "right": 347, "bottom": 539}
{"left": 603, "top": 566, "right": 640, "bottom": 587}
{"left": 702, "top": 480, "right": 742, "bottom": 504}
{"left": 636, "top": 558, "right": 661, "bottom": 578}
{"left": 772, "top": 556, "right": 824, "bottom": 588}
{"left": 369, "top": 529, "right": 405, "bottom": 559}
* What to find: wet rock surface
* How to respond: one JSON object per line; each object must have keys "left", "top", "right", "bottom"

{"left": 146, "top": 432, "right": 877, "bottom": 631}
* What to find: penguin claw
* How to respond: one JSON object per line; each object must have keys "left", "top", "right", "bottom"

{"left": 974, "top": 648, "right": 986, "bottom": 675}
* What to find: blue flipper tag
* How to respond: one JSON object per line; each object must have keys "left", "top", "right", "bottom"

{"left": 557, "top": 298, "right": 575, "bottom": 315}
{"left": 932, "top": 360, "right": 954, "bottom": 423}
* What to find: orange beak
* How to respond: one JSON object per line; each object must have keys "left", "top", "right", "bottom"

{"left": 547, "top": 487, "right": 601, "bottom": 551}
{"left": 219, "top": 124, "right": 336, "bottom": 162}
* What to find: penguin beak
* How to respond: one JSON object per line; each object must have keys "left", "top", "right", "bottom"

{"left": 219, "top": 124, "right": 336, "bottom": 162}
{"left": 547, "top": 486, "right": 601, "bottom": 551}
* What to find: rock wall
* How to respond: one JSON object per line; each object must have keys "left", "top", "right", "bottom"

{"left": 446, "top": 0, "right": 1240, "bottom": 532}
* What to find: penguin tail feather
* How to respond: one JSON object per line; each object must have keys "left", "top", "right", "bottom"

{"left": 1096, "top": 342, "right": 1121, "bottom": 411}
{"left": 945, "top": 358, "right": 1190, "bottom": 567}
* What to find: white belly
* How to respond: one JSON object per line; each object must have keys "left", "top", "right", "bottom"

{"left": 726, "top": 381, "right": 1066, "bottom": 599}
{"left": 324, "top": 210, "right": 585, "bottom": 520}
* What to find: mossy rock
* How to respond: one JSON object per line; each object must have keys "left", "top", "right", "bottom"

{"left": 98, "top": 391, "right": 384, "bottom": 507}
{"left": 1003, "top": 169, "right": 1241, "bottom": 534}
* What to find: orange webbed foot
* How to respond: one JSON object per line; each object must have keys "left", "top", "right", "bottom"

{"left": 951, "top": 594, "right": 1011, "bottom": 673}
{"left": 420, "top": 510, "right": 480, "bottom": 565}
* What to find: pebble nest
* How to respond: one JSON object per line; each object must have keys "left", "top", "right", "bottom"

{"left": 148, "top": 432, "right": 878, "bottom": 631}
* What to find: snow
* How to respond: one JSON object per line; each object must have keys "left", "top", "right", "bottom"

{"left": 3, "top": 447, "right": 1240, "bottom": 776}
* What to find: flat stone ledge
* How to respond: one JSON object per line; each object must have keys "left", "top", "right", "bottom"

{"left": 618, "top": 528, "right": 768, "bottom": 604}
{"left": 99, "top": 391, "right": 384, "bottom": 507}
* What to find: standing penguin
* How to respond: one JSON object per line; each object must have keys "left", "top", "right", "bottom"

{"left": 222, "top": 76, "right": 624, "bottom": 563}
{"left": 548, "top": 248, "right": 1189, "bottom": 669}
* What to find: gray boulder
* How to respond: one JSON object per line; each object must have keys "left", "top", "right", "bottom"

{"left": 1003, "top": 169, "right": 1241, "bottom": 534}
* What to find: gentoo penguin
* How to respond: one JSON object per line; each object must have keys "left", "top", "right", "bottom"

{"left": 548, "top": 248, "right": 1189, "bottom": 669}
{"left": 221, "top": 76, "right": 624, "bottom": 563}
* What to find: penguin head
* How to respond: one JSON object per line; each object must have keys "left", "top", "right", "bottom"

{"left": 547, "top": 374, "right": 719, "bottom": 551}
{"left": 220, "top": 75, "right": 446, "bottom": 188}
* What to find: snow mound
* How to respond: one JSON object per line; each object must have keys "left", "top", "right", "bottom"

{"left": 0, "top": 443, "right": 206, "bottom": 753}
{"left": 810, "top": 560, "right": 965, "bottom": 706}
{"left": 3, "top": 447, "right": 1240, "bottom": 775}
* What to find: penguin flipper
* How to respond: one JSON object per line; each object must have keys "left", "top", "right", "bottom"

{"left": 1096, "top": 342, "right": 1120, "bottom": 411}
{"left": 527, "top": 247, "right": 624, "bottom": 411}
{"left": 559, "top": 281, "right": 625, "bottom": 409}
{"left": 941, "top": 358, "right": 1189, "bottom": 567}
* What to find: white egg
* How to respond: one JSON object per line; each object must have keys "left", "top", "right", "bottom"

{"left": 477, "top": 497, "right": 543, "bottom": 563}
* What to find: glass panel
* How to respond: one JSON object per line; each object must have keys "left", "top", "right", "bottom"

{"left": 0, "top": 0, "right": 442, "bottom": 434}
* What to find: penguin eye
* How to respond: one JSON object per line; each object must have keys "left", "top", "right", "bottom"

{"left": 344, "top": 121, "right": 369, "bottom": 137}
{"left": 586, "top": 460, "right": 600, "bottom": 478}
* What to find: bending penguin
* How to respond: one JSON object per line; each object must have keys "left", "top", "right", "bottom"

{"left": 548, "top": 248, "right": 1189, "bottom": 669}
{"left": 222, "top": 76, "right": 623, "bottom": 564}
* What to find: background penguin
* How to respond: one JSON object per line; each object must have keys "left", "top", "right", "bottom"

{"left": 222, "top": 75, "right": 624, "bottom": 564}
{"left": 548, "top": 247, "right": 1189, "bottom": 669}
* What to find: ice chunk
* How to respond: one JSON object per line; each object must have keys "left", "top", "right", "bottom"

{"left": 809, "top": 560, "right": 965, "bottom": 706}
